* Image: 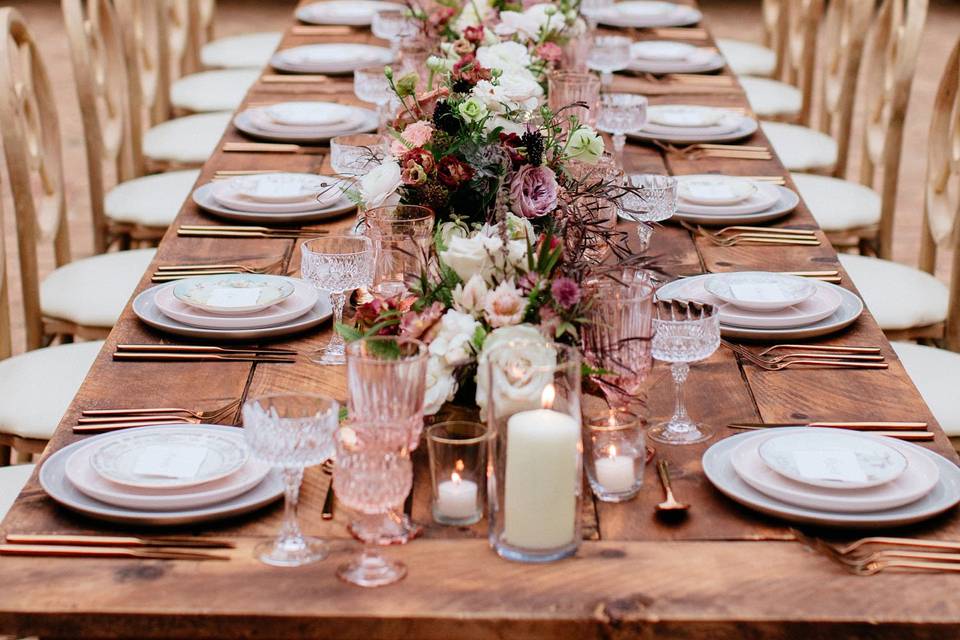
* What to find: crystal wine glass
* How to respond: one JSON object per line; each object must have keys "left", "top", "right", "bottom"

{"left": 579, "top": 0, "right": 614, "bottom": 30}
{"left": 242, "top": 394, "right": 340, "bottom": 567}
{"left": 363, "top": 204, "right": 435, "bottom": 297}
{"left": 301, "top": 235, "right": 375, "bottom": 365}
{"left": 371, "top": 8, "right": 419, "bottom": 57}
{"left": 354, "top": 66, "right": 394, "bottom": 132}
{"left": 620, "top": 174, "right": 678, "bottom": 252}
{"left": 331, "top": 133, "right": 390, "bottom": 177}
{"left": 334, "top": 423, "right": 413, "bottom": 587}
{"left": 587, "top": 35, "right": 631, "bottom": 90}
{"left": 649, "top": 300, "right": 720, "bottom": 445}
{"left": 597, "top": 93, "right": 648, "bottom": 168}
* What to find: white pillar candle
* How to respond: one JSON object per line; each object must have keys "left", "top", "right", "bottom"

{"left": 503, "top": 408, "right": 580, "bottom": 550}
{"left": 436, "top": 474, "right": 479, "bottom": 520}
{"left": 595, "top": 453, "right": 635, "bottom": 493}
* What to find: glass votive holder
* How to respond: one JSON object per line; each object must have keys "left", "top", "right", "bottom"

{"left": 584, "top": 409, "right": 646, "bottom": 502}
{"left": 330, "top": 133, "right": 390, "bottom": 177}
{"left": 426, "top": 421, "right": 491, "bottom": 526}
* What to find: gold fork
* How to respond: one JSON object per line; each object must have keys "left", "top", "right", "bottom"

{"left": 793, "top": 531, "right": 960, "bottom": 576}
{"left": 683, "top": 227, "right": 821, "bottom": 247}
{"left": 721, "top": 340, "right": 885, "bottom": 364}
{"left": 152, "top": 259, "right": 284, "bottom": 282}
{"left": 757, "top": 343, "right": 881, "bottom": 357}
{"left": 723, "top": 342, "right": 888, "bottom": 370}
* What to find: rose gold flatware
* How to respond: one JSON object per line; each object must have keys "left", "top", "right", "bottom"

{"left": 832, "top": 536, "right": 960, "bottom": 556}
{"left": 178, "top": 225, "right": 329, "bottom": 239}
{"left": 81, "top": 399, "right": 241, "bottom": 421}
{"left": 5, "top": 534, "right": 235, "bottom": 549}
{"left": 721, "top": 340, "right": 885, "bottom": 365}
{"left": 0, "top": 544, "right": 229, "bottom": 561}
{"left": 794, "top": 530, "right": 960, "bottom": 575}
{"left": 113, "top": 352, "right": 296, "bottom": 363}
{"left": 756, "top": 343, "right": 881, "bottom": 356}
{"left": 222, "top": 142, "right": 326, "bottom": 155}
{"left": 290, "top": 25, "right": 357, "bottom": 36}
{"left": 655, "top": 460, "right": 689, "bottom": 513}
{"left": 646, "top": 27, "right": 709, "bottom": 40}
{"left": 727, "top": 421, "right": 928, "bottom": 430}
{"left": 116, "top": 344, "right": 298, "bottom": 356}
{"left": 742, "top": 175, "right": 787, "bottom": 185}
{"left": 260, "top": 74, "right": 333, "bottom": 84}
{"left": 729, "top": 428, "right": 933, "bottom": 440}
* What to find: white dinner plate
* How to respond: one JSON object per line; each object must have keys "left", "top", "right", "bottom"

{"left": 628, "top": 114, "right": 758, "bottom": 143}
{"left": 155, "top": 279, "right": 319, "bottom": 330}
{"left": 234, "top": 107, "right": 377, "bottom": 143}
{"left": 657, "top": 274, "right": 862, "bottom": 339}
{"left": 133, "top": 284, "right": 332, "bottom": 340}
{"left": 758, "top": 429, "right": 909, "bottom": 490}
{"left": 672, "top": 185, "right": 800, "bottom": 224}
{"left": 193, "top": 182, "right": 356, "bottom": 223}
{"left": 703, "top": 429, "right": 960, "bottom": 528}
{"left": 648, "top": 105, "right": 726, "bottom": 128}
{"left": 596, "top": 2, "right": 702, "bottom": 28}
{"left": 629, "top": 45, "right": 725, "bottom": 74}
{"left": 731, "top": 431, "right": 940, "bottom": 512}
{"left": 270, "top": 43, "right": 394, "bottom": 73}
{"left": 266, "top": 102, "right": 355, "bottom": 127}
{"left": 212, "top": 174, "right": 342, "bottom": 213}
{"left": 704, "top": 272, "right": 818, "bottom": 312}
{"left": 173, "top": 274, "right": 296, "bottom": 316}
{"left": 41, "top": 426, "right": 283, "bottom": 526}
{"left": 296, "top": 0, "right": 405, "bottom": 26}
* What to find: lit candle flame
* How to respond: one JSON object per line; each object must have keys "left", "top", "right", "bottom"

{"left": 451, "top": 471, "right": 462, "bottom": 485}
{"left": 608, "top": 444, "right": 618, "bottom": 459}
{"left": 455, "top": 459, "right": 464, "bottom": 473}
{"left": 540, "top": 383, "right": 556, "bottom": 409}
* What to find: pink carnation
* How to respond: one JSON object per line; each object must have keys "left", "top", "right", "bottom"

{"left": 510, "top": 164, "right": 559, "bottom": 219}
{"left": 391, "top": 121, "right": 435, "bottom": 157}
{"left": 535, "top": 42, "right": 563, "bottom": 64}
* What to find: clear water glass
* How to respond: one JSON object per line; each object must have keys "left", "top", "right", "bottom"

{"left": 371, "top": 9, "right": 419, "bottom": 56}
{"left": 587, "top": 35, "right": 631, "bottom": 89}
{"left": 354, "top": 66, "right": 393, "bottom": 131}
{"left": 331, "top": 133, "right": 390, "bottom": 177}
{"left": 242, "top": 394, "right": 340, "bottom": 567}
{"left": 301, "top": 235, "right": 375, "bottom": 365}
{"left": 363, "top": 204, "right": 434, "bottom": 296}
{"left": 334, "top": 423, "right": 413, "bottom": 587}
{"left": 597, "top": 93, "right": 648, "bottom": 167}
{"left": 649, "top": 301, "right": 720, "bottom": 445}
{"left": 620, "top": 174, "right": 678, "bottom": 252}
{"left": 548, "top": 70, "right": 601, "bottom": 128}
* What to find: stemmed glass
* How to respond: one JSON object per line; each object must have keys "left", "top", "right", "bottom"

{"left": 649, "top": 300, "right": 720, "bottom": 445}
{"left": 620, "top": 174, "right": 678, "bottom": 252}
{"left": 371, "top": 9, "right": 419, "bottom": 58}
{"left": 346, "top": 336, "right": 428, "bottom": 545}
{"left": 331, "top": 133, "right": 390, "bottom": 177}
{"left": 301, "top": 235, "right": 375, "bottom": 365}
{"left": 598, "top": 93, "right": 648, "bottom": 168}
{"left": 580, "top": 0, "right": 614, "bottom": 30}
{"left": 354, "top": 66, "right": 394, "bottom": 132}
{"left": 334, "top": 422, "right": 413, "bottom": 587}
{"left": 363, "top": 204, "right": 435, "bottom": 297}
{"left": 587, "top": 35, "right": 631, "bottom": 90}
{"left": 242, "top": 394, "right": 340, "bottom": 567}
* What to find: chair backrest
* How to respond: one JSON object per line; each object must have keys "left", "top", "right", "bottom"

{"left": 780, "top": 0, "right": 824, "bottom": 125}
{"left": 762, "top": 0, "right": 789, "bottom": 79}
{"left": 165, "top": 0, "right": 192, "bottom": 78}
{"left": 115, "top": 0, "right": 173, "bottom": 125}
{"left": 62, "top": 0, "right": 139, "bottom": 253}
{"left": 811, "top": 0, "right": 873, "bottom": 177}
{"left": 919, "top": 34, "right": 960, "bottom": 350}
{"left": 0, "top": 8, "right": 70, "bottom": 351}
{"left": 857, "top": 0, "right": 928, "bottom": 258}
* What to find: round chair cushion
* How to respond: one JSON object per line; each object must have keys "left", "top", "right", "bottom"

{"left": 716, "top": 38, "right": 776, "bottom": 77}
{"left": 143, "top": 112, "right": 232, "bottom": 165}
{"left": 892, "top": 342, "right": 960, "bottom": 436}
{"left": 761, "top": 121, "right": 838, "bottom": 173}
{"left": 201, "top": 32, "right": 283, "bottom": 69}
{"left": 40, "top": 248, "right": 157, "bottom": 328}
{"left": 740, "top": 77, "right": 802, "bottom": 118}
{"left": 838, "top": 254, "right": 949, "bottom": 331}
{"left": 105, "top": 170, "right": 201, "bottom": 228}
{"left": 791, "top": 173, "right": 881, "bottom": 232}
{"left": 171, "top": 69, "right": 261, "bottom": 113}
{"left": 0, "top": 464, "right": 36, "bottom": 521}
{"left": 0, "top": 341, "right": 103, "bottom": 440}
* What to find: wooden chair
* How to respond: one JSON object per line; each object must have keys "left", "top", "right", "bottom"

{"left": 0, "top": 8, "right": 110, "bottom": 461}
{"left": 740, "top": 0, "right": 824, "bottom": 124}
{"left": 759, "top": 0, "right": 872, "bottom": 174}
{"left": 716, "top": 0, "right": 786, "bottom": 78}
{"left": 793, "top": 0, "right": 928, "bottom": 257}
{"left": 197, "top": 0, "right": 283, "bottom": 71}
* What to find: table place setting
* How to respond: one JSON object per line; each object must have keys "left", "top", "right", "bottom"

{"left": 234, "top": 100, "right": 378, "bottom": 143}
{"left": 627, "top": 40, "right": 725, "bottom": 74}
{"left": 594, "top": 1, "right": 703, "bottom": 29}
{"left": 295, "top": 0, "right": 405, "bottom": 26}
{"left": 628, "top": 104, "right": 759, "bottom": 143}
{"left": 193, "top": 172, "right": 355, "bottom": 224}
{"left": 666, "top": 174, "right": 801, "bottom": 225}
{"left": 270, "top": 43, "right": 394, "bottom": 75}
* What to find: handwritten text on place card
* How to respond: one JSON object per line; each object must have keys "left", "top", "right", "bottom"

{"left": 792, "top": 449, "right": 868, "bottom": 483}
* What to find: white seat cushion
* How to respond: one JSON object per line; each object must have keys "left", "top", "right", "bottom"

{"left": 201, "top": 32, "right": 283, "bottom": 69}
{"left": 143, "top": 112, "right": 232, "bottom": 165}
{"left": 791, "top": 173, "right": 881, "bottom": 232}
{"left": 892, "top": 342, "right": 960, "bottom": 436}
{"left": 105, "top": 169, "right": 200, "bottom": 228}
{"left": 839, "top": 254, "right": 949, "bottom": 330}
{"left": 171, "top": 69, "right": 261, "bottom": 113}
{"left": 716, "top": 38, "right": 776, "bottom": 77}
{"left": 40, "top": 249, "right": 156, "bottom": 328}
{"left": 740, "top": 77, "right": 801, "bottom": 118}
{"left": 0, "top": 341, "right": 103, "bottom": 440}
{"left": 762, "top": 121, "right": 838, "bottom": 173}
{"left": 0, "top": 464, "right": 36, "bottom": 520}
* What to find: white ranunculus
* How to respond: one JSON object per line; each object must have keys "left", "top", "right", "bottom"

{"left": 475, "top": 324, "right": 557, "bottom": 418}
{"left": 498, "top": 72, "right": 544, "bottom": 111}
{"left": 452, "top": 273, "right": 489, "bottom": 316}
{"left": 429, "top": 309, "right": 481, "bottom": 367}
{"left": 439, "top": 234, "right": 490, "bottom": 283}
{"left": 476, "top": 41, "right": 531, "bottom": 75}
{"left": 423, "top": 356, "right": 457, "bottom": 416}
{"left": 359, "top": 160, "right": 402, "bottom": 209}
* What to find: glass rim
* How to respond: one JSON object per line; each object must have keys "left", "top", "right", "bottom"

{"left": 426, "top": 421, "right": 494, "bottom": 445}
{"left": 330, "top": 132, "right": 387, "bottom": 145}
{"left": 654, "top": 299, "right": 720, "bottom": 322}
{"left": 243, "top": 392, "right": 340, "bottom": 416}
{"left": 586, "top": 269, "right": 656, "bottom": 299}
{"left": 301, "top": 235, "right": 372, "bottom": 256}
{"left": 584, "top": 408, "right": 644, "bottom": 432}
{"left": 483, "top": 338, "right": 581, "bottom": 372}
{"left": 345, "top": 335, "right": 429, "bottom": 362}
{"left": 364, "top": 204, "right": 434, "bottom": 224}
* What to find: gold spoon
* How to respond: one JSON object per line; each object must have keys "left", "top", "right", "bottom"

{"left": 656, "top": 460, "right": 690, "bottom": 513}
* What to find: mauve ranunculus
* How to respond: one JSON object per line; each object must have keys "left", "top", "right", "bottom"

{"left": 511, "top": 164, "right": 559, "bottom": 219}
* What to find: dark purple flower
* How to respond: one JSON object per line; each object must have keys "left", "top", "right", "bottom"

{"left": 551, "top": 277, "right": 582, "bottom": 310}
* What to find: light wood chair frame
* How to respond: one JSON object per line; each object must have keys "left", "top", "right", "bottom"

{"left": 115, "top": 0, "right": 173, "bottom": 126}
{"left": 773, "top": 0, "right": 824, "bottom": 126}
{"left": 763, "top": 0, "right": 789, "bottom": 79}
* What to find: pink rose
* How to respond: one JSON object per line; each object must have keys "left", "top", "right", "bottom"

{"left": 391, "top": 120, "right": 435, "bottom": 157}
{"left": 510, "top": 164, "right": 559, "bottom": 219}
{"left": 535, "top": 42, "right": 563, "bottom": 64}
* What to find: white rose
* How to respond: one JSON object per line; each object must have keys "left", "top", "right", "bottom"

{"left": 475, "top": 324, "right": 557, "bottom": 419}
{"left": 440, "top": 234, "right": 489, "bottom": 282}
{"left": 359, "top": 160, "right": 402, "bottom": 209}
{"left": 452, "top": 274, "right": 489, "bottom": 316}
{"left": 498, "top": 73, "right": 544, "bottom": 111}
{"left": 476, "top": 41, "right": 531, "bottom": 74}
{"left": 423, "top": 356, "right": 457, "bottom": 416}
{"left": 494, "top": 11, "right": 539, "bottom": 41}
{"left": 429, "top": 309, "right": 480, "bottom": 367}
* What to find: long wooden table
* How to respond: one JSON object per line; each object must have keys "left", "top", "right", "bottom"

{"left": 2, "top": 2, "right": 959, "bottom": 638}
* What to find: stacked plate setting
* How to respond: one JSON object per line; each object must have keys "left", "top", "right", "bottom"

{"left": 595, "top": 1, "right": 702, "bottom": 28}
{"left": 235, "top": 101, "right": 378, "bottom": 143}
{"left": 133, "top": 273, "right": 333, "bottom": 340}
{"left": 296, "top": 0, "right": 405, "bottom": 26}
{"left": 39, "top": 425, "right": 284, "bottom": 525}
{"left": 627, "top": 105, "right": 758, "bottom": 143}
{"left": 703, "top": 427, "right": 960, "bottom": 527}
{"left": 270, "top": 43, "right": 393, "bottom": 74}
{"left": 628, "top": 41, "right": 725, "bottom": 74}
{"left": 670, "top": 175, "right": 799, "bottom": 225}
{"left": 193, "top": 172, "right": 355, "bottom": 223}
{"left": 657, "top": 271, "right": 864, "bottom": 340}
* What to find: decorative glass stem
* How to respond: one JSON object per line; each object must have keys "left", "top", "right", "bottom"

{"left": 277, "top": 467, "right": 306, "bottom": 549}
{"left": 613, "top": 132, "right": 626, "bottom": 167}
{"left": 670, "top": 362, "right": 691, "bottom": 430}
{"left": 601, "top": 70, "right": 613, "bottom": 90}
{"left": 636, "top": 223, "right": 653, "bottom": 252}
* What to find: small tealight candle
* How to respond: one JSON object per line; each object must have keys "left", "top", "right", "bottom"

{"left": 594, "top": 445, "right": 636, "bottom": 493}
{"left": 435, "top": 471, "right": 479, "bottom": 521}
{"left": 584, "top": 409, "right": 646, "bottom": 502}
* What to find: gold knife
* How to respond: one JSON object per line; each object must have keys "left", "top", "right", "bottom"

{"left": 0, "top": 544, "right": 229, "bottom": 560}
{"left": 5, "top": 534, "right": 236, "bottom": 549}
